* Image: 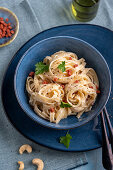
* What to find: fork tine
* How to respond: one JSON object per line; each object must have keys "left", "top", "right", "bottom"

{"left": 100, "top": 111, "right": 113, "bottom": 170}
{"left": 104, "top": 107, "right": 113, "bottom": 152}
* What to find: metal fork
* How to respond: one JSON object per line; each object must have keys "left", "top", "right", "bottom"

{"left": 100, "top": 107, "right": 113, "bottom": 170}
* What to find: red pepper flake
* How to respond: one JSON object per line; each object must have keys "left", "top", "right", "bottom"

{"left": 63, "top": 97, "right": 67, "bottom": 103}
{"left": 96, "top": 90, "right": 100, "bottom": 94}
{"left": 54, "top": 77, "right": 58, "bottom": 81}
{"left": 74, "top": 64, "right": 78, "bottom": 68}
{"left": 50, "top": 107, "right": 55, "bottom": 112}
{"left": 5, "top": 18, "right": 9, "bottom": 22}
{"left": 89, "top": 86, "right": 93, "bottom": 89}
{"left": 66, "top": 69, "right": 72, "bottom": 76}
{"left": 63, "top": 99, "right": 67, "bottom": 103}
{"left": 29, "top": 72, "right": 34, "bottom": 77}
{"left": 61, "top": 84, "right": 65, "bottom": 89}
{"left": 75, "top": 80, "right": 79, "bottom": 83}
{"left": 69, "top": 57, "right": 72, "bottom": 60}
{"left": 42, "top": 80, "right": 48, "bottom": 84}
{"left": 96, "top": 85, "right": 98, "bottom": 89}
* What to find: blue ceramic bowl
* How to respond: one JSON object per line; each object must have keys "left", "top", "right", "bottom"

{"left": 14, "top": 36, "right": 111, "bottom": 130}
{"left": 0, "top": 7, "right": 19, "bottom": 47}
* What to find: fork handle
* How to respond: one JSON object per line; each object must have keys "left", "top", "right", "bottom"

{"left": 101, "top": 111, "right": 113, "bottom": 170}
{"left": 104, "top": 107, "right": 113, "bottom": 152}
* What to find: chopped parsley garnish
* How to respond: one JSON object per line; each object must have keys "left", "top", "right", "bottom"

{"left": 60, "top": 131, "right": 72, "bottom": 148}
{"left": 35, "top": 62, "right": 49, "bottom": 75}
{"left": 60, "top": 101, "right": 72, "bottom": 108}
{"left": 58, "top": 61, "right": 66, "bottom": 72}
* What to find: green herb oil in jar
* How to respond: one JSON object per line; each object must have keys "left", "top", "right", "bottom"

{"left": 71, "top": 0, "right": 100, "bottom": 22}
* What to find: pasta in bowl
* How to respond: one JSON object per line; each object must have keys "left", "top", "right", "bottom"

{"left": 14, "top": 36, "right": 111, "bottom": 129}
{"left": 26, "top": 51, "right": 99, "bottom": 124}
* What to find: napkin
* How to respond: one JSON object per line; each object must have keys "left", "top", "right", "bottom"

{"left": 0, "top": 0, "right": 88, "bottom": 169}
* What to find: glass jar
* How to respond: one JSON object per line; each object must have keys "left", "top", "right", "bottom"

{"left": 71, "top": 0, "right": 100, "bottom": 22}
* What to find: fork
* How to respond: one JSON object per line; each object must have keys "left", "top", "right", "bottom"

{"left": 100, "top": 107, "right": 113, "bottom": 170}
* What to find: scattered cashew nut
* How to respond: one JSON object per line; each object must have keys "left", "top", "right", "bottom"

{"left": 32, "top": 158, "right": 44, "bottom": 170}
{"left": 18, "top": 161, "right": 24, "bottom": 170}
{"left": 19, "top": 144, "right": 32, "bottom": 154}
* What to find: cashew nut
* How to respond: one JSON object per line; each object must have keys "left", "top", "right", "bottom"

{"left": 18, "top": 161, "right": 24, "bottom": 170}
{"left": 32, "top": 158, "right": 44, "bottom": 170}
{"left": 19, "top": 144, "right": 32, "bottom": 154}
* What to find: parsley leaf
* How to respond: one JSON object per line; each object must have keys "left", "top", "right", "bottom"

{"left": 60, "top": 101, "right": 72, "bottom": 108}
{"left": 35, "top": 62, "right": 49, "bottom": 75}
{"left": 58, "top": 61, "right": 66, "bottom": 72}
{"left": 60, "top": 132, "right": 72, "bottom": 148}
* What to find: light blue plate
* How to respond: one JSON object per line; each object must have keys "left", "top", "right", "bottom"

{"left": 2, "top": 24, "right": 113, "bottom": 151}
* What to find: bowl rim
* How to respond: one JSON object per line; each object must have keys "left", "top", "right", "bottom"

{"left": 14, "top": 35, "right": 111, "bottom": 130}
{"left": 0, "top": 7, "right": 19, "bottom": 47}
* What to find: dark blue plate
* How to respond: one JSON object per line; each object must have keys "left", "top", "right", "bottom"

{"left": 2, "top": 24, "right": 113, "bottom": 151}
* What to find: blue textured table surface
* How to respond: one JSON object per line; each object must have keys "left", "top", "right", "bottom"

{"left": 0, "top": 0, "right": 113, "bottom": 169}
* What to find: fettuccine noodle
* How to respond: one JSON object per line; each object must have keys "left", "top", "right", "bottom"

{"left": 26, "top": 51, "right": 99, "bottom": 124}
